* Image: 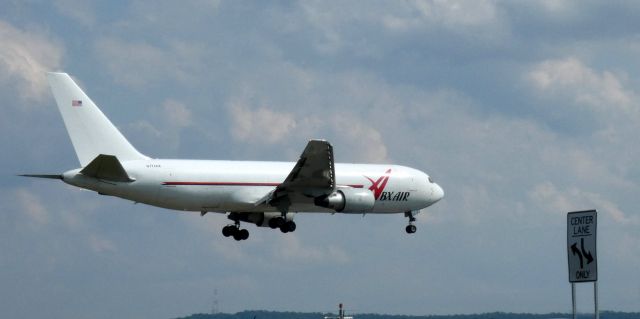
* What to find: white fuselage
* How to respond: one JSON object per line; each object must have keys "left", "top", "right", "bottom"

{"left": 62, "top": 160, "right": 444, "bottom": 215}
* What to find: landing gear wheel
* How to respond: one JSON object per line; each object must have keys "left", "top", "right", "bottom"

{"left": 233, "top": 228, "right": 249, "bottom": 241}
{"left": 405, "top": 224, "right": 417, "bottom": 234}
{"left": 269, "top": 217, "right": 285, "bottom": 229}
{"left": 222, "top": 225, "right": 236, "bottom": 237}
{"left": 404, "top": 211, "right": 418, "bottom": 234}
{"left": 280, "top": 220, "right": 296, "bottom": 233}
{"left": 285, "top": 220, "right": 296, "bottom": 232}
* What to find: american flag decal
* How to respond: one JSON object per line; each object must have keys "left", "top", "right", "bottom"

{"left": 72, "top": 100, "right": 82, "bottom": 107}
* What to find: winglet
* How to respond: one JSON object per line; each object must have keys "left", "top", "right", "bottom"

{"left": 80, "top": 154, "right": 135, "bottom": 182}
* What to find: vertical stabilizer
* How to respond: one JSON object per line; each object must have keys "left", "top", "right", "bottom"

{"left": 47, "top": 72, "right": 148, "bottom": 166}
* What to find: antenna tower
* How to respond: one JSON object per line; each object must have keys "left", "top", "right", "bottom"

{"left": 211, "top": 288, "right": 219, "bottom": 314}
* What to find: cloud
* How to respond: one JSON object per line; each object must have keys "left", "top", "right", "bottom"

{"left": 609, "top": 233, "right": 640, "bottom": 266}
{"left": 0, "top": 20, "right": 64, "bottom": 103}
{"left": 539, "top": 147, "right": 635, "bottom": 190}
{"left": 527, "top": 57, "right": 636, "bottom": 113}
{"left": 163, "top": 99, "right": 192, "bottom": 128}
{"left": 295, "top": 0, "right": 509, "bottom": 56}
{"left": 224, "top": 91, "right": 388, "bottom": 162}
{"left": 528, "top": 182, "right": 577, "bottom": 215}
{"left": 297, "top": 1, "right": 347, "bottom": 54}
{"left": 127, "top": 99, "right": 194, "bottom": 153}
{"left": 129, "top": 120, "right": 163, "bottom": 139}
{"left": 177, "top": 212, "right": 350, "bottom": 266}
{"left": 14, "top": 188, "right": 48, "bottom": 226}
{"left": 537, "top": 0, "right": 578, "bottom": 15}
{"left": 330, "top": 115, "right": 389, "bottom": 163}
{"left": 529, "top": 181, "right": 638, "bottom": 225}
{"left": 53, "top": 0, "right": 96, "bottom": 26}
{"left": 525, "top": 56, "right": 640, "bottom": 167}
{"left": 271, "top": 235, "right": 350, "bottom": 264}
{"left": 88, "top": 234, "right": 117, "bottom": 253}
{"left": 378, "top": 0, "right": 511, "bottom": 49}
{"left": 211, "top": 231, "right": 351, "bottom": 266}
{"left": 94, "top": 37, "right": 204, "bottom": 87}
{"left": 385, "top": 0, "right": 503, "bottom": 31}
{"left": 227, "top": 97, "right": 297, "bottom": 144}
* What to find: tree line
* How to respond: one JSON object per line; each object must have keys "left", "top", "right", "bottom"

{"left": 176, "top": 310, "right": 639, "bottom": 319}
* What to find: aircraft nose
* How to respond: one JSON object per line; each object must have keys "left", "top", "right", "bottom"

{"left": 432, "top": 183, "right": 444, "bottom": 203}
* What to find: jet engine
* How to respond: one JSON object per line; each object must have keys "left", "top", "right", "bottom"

{"left": 315, "top": 188, "right": 375, "bottom": 213}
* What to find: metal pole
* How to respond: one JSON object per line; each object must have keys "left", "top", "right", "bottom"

{"left": 572, "top": 283, "right": 576, "bottom": 319}
{"left": 594, "top": 281, "right": 599, "bottom": 319}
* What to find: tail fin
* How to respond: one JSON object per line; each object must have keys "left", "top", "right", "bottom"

{"left": 47, "top": 72, "right": 148, "bottom": 166}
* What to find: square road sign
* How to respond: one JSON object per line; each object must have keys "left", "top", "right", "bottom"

{"left": 567, "top": 210, "right": 597, "bottom": 282}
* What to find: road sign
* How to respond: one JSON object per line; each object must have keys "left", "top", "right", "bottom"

{"left": 567, "top": 210, "right": 597, "bottom": 282}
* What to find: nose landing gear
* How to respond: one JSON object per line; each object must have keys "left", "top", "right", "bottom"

{"left": 404, "top": 211, "right": 417, "bottom": 234}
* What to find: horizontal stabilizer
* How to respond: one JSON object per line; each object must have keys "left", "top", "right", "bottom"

{"left": 19, "top": 174, "right": 63, "bottom": 180}
{"left": 80, "top": 154, "right": 134, "bottom": 182}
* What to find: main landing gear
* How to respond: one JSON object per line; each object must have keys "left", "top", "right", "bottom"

{"left": 405, "top": 211, "right": 417, "bottom": 234}
{"left": 267, "top": 213, "right": 297, "bottom": 233}
{"left": 220, "top": 212, "right": 297, "bottom": 240}
{"left": 222, "top": 221, "right": 249, "bottom": 241}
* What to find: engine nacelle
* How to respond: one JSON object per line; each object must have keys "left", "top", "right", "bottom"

{"left": 315, "top": 188, "right": 375, "bottom": 213}
{"left": 228, "top": 212, "right": 294, "bottom": 227}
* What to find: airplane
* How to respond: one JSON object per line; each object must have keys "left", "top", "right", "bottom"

{"left": 21, "top": 72, "right": 444, "bottom": 241}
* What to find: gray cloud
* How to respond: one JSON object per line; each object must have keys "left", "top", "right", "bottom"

{"left": 227, "top": 99, "right": 298, "bottom": 145}
{"left": 94, "top": 37, "right": 206, "bottom": 87}
{"left": 0, "top": 20, "right": 63, "bottom": 103}
{"left": 528, "top": 57, "right": 637, "bottom": 116}
{"left": 53, "top": 0, "right": 97, "bottom": 26}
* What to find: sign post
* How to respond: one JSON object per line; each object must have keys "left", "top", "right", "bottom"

{"left": 567, "top": 210, "right": 598, "bottom": 319}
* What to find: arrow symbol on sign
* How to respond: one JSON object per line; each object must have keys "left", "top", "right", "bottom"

{"left": 571, "top": 242, "right": 584, "bottom": 268}
{"left": 581, "top": 238, "right": 594, "bottom": 264}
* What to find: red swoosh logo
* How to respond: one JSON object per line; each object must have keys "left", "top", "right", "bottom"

{"left": 365, "top": 169, "right": 391, "bottom": 200}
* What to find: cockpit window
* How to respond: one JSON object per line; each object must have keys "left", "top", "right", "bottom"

{"left": 428, "top": 176, "right": 434, "bottom": 183}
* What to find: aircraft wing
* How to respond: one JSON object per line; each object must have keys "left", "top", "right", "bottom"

{"left": 263, "top": 140, "right": 336, "bottom": 210}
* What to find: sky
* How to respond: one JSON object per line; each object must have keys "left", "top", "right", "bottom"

{"left": 1, "top": 1, "right": 640, "bottom": 318}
